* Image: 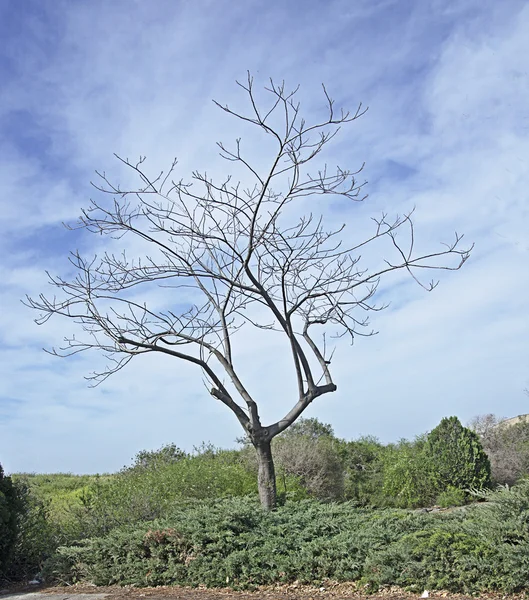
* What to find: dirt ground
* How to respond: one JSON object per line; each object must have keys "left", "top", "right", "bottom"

{"left": 2, "top": 582, "right": 527, "bottom": 600}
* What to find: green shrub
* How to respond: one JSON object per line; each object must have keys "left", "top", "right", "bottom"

{"left": 44, "top": 483, "right": 529, "bottom": 593}
{"left": 19, "top": 431, "right": 529, "bottom": 594}
{"left": 43, "top": 498, "right": 431, "bottom": 588}
{"left": 426, "top": 416, "right": 491, "bottom": 493}
{"left": 436, "top": 485, "right": 467, "bottom": 508}
{"left": 382, "top": 438, "right": 436, "bottom": 508}
{"left": 364, "top": 480, "right": 529, "bottom": 594}
{"left": 0, "top": 462, "right": 20, "bottom": 579}
{"left": 132, "top": 443, "right": 187, "bottom": 470}
{"left": 339, "top": 437, "right": 387, "bottom": 506}
{"left": 362, "top": 517, "right": 497, "bottom": 593}
{"left": 379, "top": 418, "right": 491, "bottom": 509}
{"left": 10, "top": 472, "right": 107, "bottom": 545}
{"left": 4, "top": 478, "right": 56, "bottom": 581}
{"left": 67, "top": 447, "right": 258, "bottom": 538}
{"left": 465, "top": 480, "right": 529, "bottom": 591}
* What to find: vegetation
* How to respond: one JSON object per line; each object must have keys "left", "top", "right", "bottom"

{"left": 470, "top": 414, "right": 529, "bottom": 485}
{"left": 4, "top": 412, "right": 529, "bottom": 593}
{"left": 0, "top": 463, "right": 20, "bottom": 578}
{"left": 425, "top": 416, "right": 491, "bottom": 493}
{"left": 41, "top": 482, "right": 529, "bottom": 594}
{"left": 4, "top": 478, "right": 55, "bottom": 581}
{"left": 382, "top": 437, "right": 436, "bottom": 508}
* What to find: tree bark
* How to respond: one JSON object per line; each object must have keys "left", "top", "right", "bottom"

{"left": 255, "top": 439, "right": 277, "bottom": 510}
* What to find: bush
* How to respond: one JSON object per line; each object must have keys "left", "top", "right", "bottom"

{"left": 364, "top": 480, "right": 529, "bottom": 594}
{"left": 382, "top": 438, "right": 436, "bottom": 508}
{"left": 469, "top": 479, "right": 529, "bottom": 591}
{"left": 426, "top": 416, "right": 491, "bottom": 493}
{"left": 43, "top": 498, "right": 431, "bottom": 588}
{"left": 132, "top": 443, "right": 187, "bottom": 470}
{"left": 436, "top": 485, "right": 467, "bottom": 508}
{"left": 67, "top": 447, "right": 258, "bottom": 538}
{"left": 379, "top": 418, "right": 491, "bottom": 509}
{"left": 42, "top": 480, "right": 529, "bottom": 593}
{"left": 4, "top": 478, "right": 56, "bottom": 581}
{"left": 339, "top": 436, "right": 386, "bottom": 506}
{"left": 362, "top": 518, "right": 497, "bottom": 593}
{"left": 0, "top": 462, "right": 20, "bottom": 579}
{"left": 273, "top": 434, "right": 344, "bottom": 501}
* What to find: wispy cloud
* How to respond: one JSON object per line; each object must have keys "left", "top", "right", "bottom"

{"left": 1, "top": 0, "right": 528, "bottom": 474}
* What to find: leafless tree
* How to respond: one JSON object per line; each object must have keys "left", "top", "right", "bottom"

{"left": 26, "top": 74, "right": 472, "bottom": 509}
{"left": 467, "top": 413, "right": 505, "bottom": 437}
{"left": 470, "top": 413, "right": 529, "bottom": 485}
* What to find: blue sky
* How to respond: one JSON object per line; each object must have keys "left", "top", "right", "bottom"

{"left": 1, "top": 0, "right": 528, "bottom": 474}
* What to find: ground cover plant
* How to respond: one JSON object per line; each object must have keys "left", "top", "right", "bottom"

{"left": 4, "top": 414, "right": 529, "bottom": 592}
{"left": 42, "top": 481, "right": 529, "bottom": 593}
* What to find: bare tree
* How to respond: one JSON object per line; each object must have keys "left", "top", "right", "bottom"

{"left": 467, "top": 413, "right": 505, "bottom": 437}
{"left": 26, "top": 75, "right": 472, "bottom": 509}
{"left": 470, "top": 413, "right": 529, "bottom": 486}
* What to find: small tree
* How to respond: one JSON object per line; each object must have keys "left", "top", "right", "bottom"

{"left": 27, "top": 75, "right": 471, "bottom": 509}
{"left": 426, "top": 416, "right": 491, "bottom": 493}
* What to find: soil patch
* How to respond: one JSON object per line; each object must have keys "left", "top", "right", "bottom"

{"left": 3, "top": 582, "right": 523, "bottom": 600}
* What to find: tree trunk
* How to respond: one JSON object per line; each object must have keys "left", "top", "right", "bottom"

{"left": 255, "top": 439, "right": 277, "bottom": 510}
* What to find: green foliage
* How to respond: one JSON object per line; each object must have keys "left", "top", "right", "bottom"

{"left": 4, "top": 478, "right": 56, "bottom": 581}
{"left": 338, "top": 436, "right": 386, "bottom": 506}
{"left": 45, "top": 481, "right": 529, "bottom": 593}
{"left": 279, "top": 418, "right": 335, "bottom": 440}
{"left": 0, "top": 463, "right": 23, "bottom": 579}
{"left": 69, "top": 447, "right": 258, "bottom": 538}
{"left": 12, "top": 416, "right": 529, "bottom": 592}
{"left": 436, "top": 485, "right": 467, "bottom": 508}
{"left": 381, "top": 438, "right": 436, "bottom": 508}
{"left": 44, "top": 498, "right": 432, "bottom": 588}
{"left": 131, "top": 443, "right": 187, "bottom": 471}
{"left": 362, "top": 518, "right": 497, "bottom": 593}
{"left": 426, "top": 416, "right": 491, "bottom": 492}
{"left": 379, "top": 418, "right": 491, "bottom": 509}
{"left": 10, "top": 473, "right": 112, "bottom": 547}
{"left": 12, "top": 473, "right": 100, "bottom": 499}
{"left": 364, "top": 479, "right": 529, "bottom": 593}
